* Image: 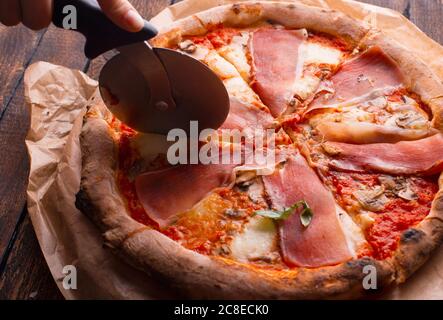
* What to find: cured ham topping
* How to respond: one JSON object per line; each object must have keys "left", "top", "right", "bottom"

{"left": 135, "top": 162, "right": 236, "bottom": 228}
{"left": 308, "top": 46, "right": 404, "bottom": 111}
{"left": 262, "top": 153, "right": 352, "bottom": 267}
{"left": 187, "top": 27, "right": 240, "bottom": 49}
{"left": 250, "top": 28, "right": 305, "bottom": 116}
{"left": 323, "top": 134, "right": 443, "bottom": 175}
{"left": 220, "top": 98, "right": 274, "bottom": 130}
{"left": 133, "top": 144, "right": 283, "bottom": 229}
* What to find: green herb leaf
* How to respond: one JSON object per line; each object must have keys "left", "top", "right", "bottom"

{"left": 299, "top": 203, "right": 313, "bottom": 228}
{"left": 254, "top": 200, "right": 314, "bottom": 227}
{"left": 253, "top": 210, "right": 288, "bottom": 220}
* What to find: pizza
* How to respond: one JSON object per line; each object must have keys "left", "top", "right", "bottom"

{"left": 76, "top": 2, "right": 443, "bottom": 299}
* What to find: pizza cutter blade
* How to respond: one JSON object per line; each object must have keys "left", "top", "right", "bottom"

{"left": 52, "top": 0, "right": 229, "bottom": 134}
{"left": 99, "top": 41, "right": 230, "bottom": 135}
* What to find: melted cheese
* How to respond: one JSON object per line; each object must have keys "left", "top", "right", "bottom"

{"left": 217, "top": 32, "right": 252, "bottom": 83}
{"left": 337, "top": 206, "right": 367, "bottom": 257}
{"left": 180, "top": 39, "right": 261, "bottom": 106}
{"left": 303, "top": 42, "right": 343, "bottom": 66}
{"left": 292, "top": 73, "right": 322, "bottom": 101}
{"left": 204, "top": 49, "right": 240, "bottom": 79}
{"left": 223, "top": 76, "right": 262, "bottom": 106}
{"left": 310, "top": 95, "right": 431, "bottom": 132}
{"left": 292, "top": 40, "right": 343, "bottom": 102}
{"left": 185, "top": 44, "right": 210, "bottom": 61}
{"left": 230, "top": 205, "right": 366, "bottom": 262}
{"left": 181, "top": 43, "right": 239, "bottom": 79}
{"left": 131, "top": 133, "right": 172, "bottom": 162}
{"left": 230, "top": 216, "right": 277, "bottom": 262}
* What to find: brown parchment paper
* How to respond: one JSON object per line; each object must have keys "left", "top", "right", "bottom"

{"left": 25, "top": 0, "right": 443, "bottom": 300}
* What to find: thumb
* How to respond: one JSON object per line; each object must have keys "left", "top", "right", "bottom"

{"left": 97, "top": 0, "right": 144, "bottom": 32}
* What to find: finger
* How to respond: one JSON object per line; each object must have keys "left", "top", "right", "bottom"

{"left": 0, "top": 0, "right": 22, "bottom": 26}
{"left": 20, "top": 0, "right": 52, "bottom": 30}
{"left": 98, "top": 0, "right": 144, "bottom": 32}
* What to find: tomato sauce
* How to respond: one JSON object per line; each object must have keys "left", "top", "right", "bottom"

{"left": 309, "top": 32, "right": 351, "bottom": 53}
{"left": 116, "top": 128, "right": 159, "bottom": 228}
{"left": 189, "top": 26, "right": 240, "bottom": 49}
{"left": 162, "top": 188, "right": 266, "bottom": 255}
{"left": 206, "top": 27, "right": 240, "bottom": 49}
{"left": 388, "top": 89, "right": 433, "bottom": 118}
{"left": 328, "top": 171, "right": 438, "bottom": 260}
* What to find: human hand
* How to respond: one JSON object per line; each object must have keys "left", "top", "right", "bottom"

{"left": 0, "top": 0, "right": 144, "bottom": 32}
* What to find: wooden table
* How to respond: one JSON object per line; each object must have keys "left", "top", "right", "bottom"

{"left": 0, "top": 0, "right": 442, "bottom": 300}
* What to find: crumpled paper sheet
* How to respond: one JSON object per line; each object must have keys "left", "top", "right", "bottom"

{"left": 25, "top": 62, "right": 177, "bottom": 299}
{"left": 25, "top": 0, "right": 443, "bottom": 300}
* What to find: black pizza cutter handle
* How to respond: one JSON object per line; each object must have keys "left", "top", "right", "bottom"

{"left": 52, "top": 0, "right": 158, "bottom": 59}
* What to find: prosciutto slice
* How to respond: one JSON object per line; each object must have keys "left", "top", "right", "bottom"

{"left": 135, "top": 163, "right": 236, "bottom": 228}
{"left": 250, "top": 28, "right": 304, "bottom": 117}
{"left": 135, "top": 142, "right": 284, "bottom": 228}
{"left": 308, "top": 46, "right": 404, "bottom": 112}
{"left": 316, "top": 121, "right": 437, "bottom": 144}
{"left": 324, "top": 133, "right": 443, "bottom": 175}
{"left": 221, "top": 98, "right": 274, "bottom": 130}
{"left": 262, "top": 153, "right": 352, "bottom": 268}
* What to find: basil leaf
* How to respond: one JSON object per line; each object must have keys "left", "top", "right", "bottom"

{"left": 300, "top": 204, "right": 313, "bottom": 228}
{"left": 254, "top": 200, "right": 314, "bottom": 226}
{"left": 254, "top": 210, "right": 287, "bottom": 220}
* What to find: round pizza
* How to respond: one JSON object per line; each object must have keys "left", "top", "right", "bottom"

{"left": 76, "top": 1, "right": 443, "bottom": 299}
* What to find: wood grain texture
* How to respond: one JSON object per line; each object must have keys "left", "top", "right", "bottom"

{"left": 0, "top": 25, "right": 88, "bottom": 258}
{"left": 0, "top": 26, "right": 88, "bottom": 300}
{"left": 0, "top": 26, "right": 45, "bottom": 118}
{"left": 359, "top": 0, "right": 443, "bottom": 44}
{"left": 359, "top": 0, "right": 408, "bottom": 13}
{"left": 0, "top": 0, "right": 175, "bottom": 300}
{"left": 0, "top": 0, "right": 441, "bottom": 300}
{"left": 409, "top": 0, "right": 443, "bottom": 45}
{"left": 0, "top": 215, "right": 63, "bottom": 300}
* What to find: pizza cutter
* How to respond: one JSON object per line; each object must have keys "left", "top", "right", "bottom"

{"left": 52, "top": 0, "right": 230, "bottom": 135}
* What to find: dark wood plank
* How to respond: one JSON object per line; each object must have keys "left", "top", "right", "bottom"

{"left": 0, "top": 214, "right": 63, "bottom": 300}
{"left": 409, "top": 0, "right": 443, "bottom": 45}
{"left": 359, "top": 0, "right": 408, "bottom": 13}
{"left": 0, "top": 23, "right": 88, "bottom": 262}
{"left": 359, "top": 0, "right": 443, "bottom": 45}
{"left": 0, "top": 25, "right": 47, "bottom": 261}
{"left": 0, "top": 26, "right": 88, "bottom": 301}
{"left": 0, "top": 25, "right": 45, "bottom": 117}
{"left": 0, "top": 0, "right": 175, "bottom": 300}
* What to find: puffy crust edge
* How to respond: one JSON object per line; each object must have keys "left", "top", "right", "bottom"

{"left": 151, "top": 1, "right": 370, "bottom": 48}
{"left": 391, "top": 176, "right": 443, "bottom": 283}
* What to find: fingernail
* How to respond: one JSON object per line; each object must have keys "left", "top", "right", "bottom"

{"left": 124, "top": 10, "right": 144, "bottom": 32}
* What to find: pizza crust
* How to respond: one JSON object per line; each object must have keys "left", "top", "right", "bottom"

{"left": 151, "top": 1, "right": 369, "bottom": 47}
{"left": 76, "top": 1, "right": 443, "bottom": 299}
